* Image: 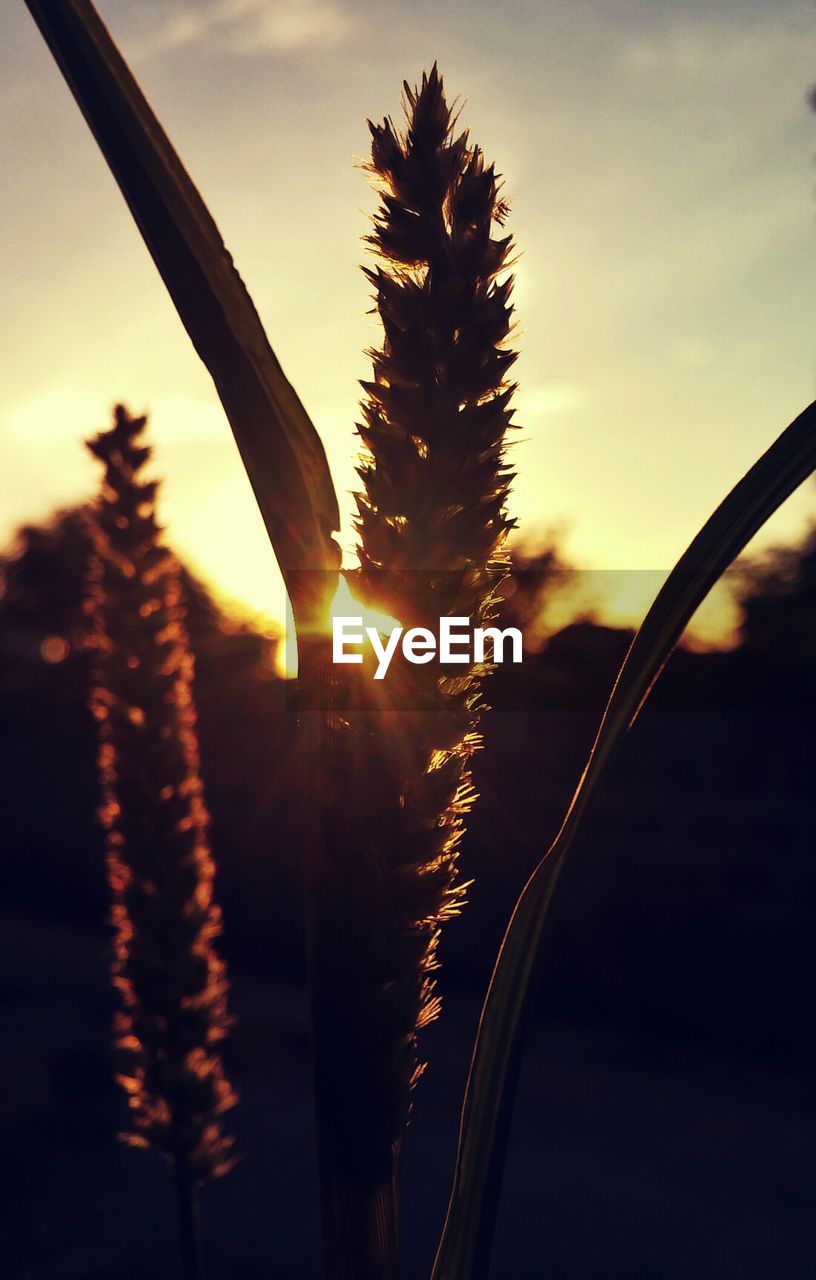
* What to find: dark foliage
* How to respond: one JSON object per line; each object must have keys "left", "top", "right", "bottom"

{"left": 739, "top": 521, "right": 816, "bottom": 667}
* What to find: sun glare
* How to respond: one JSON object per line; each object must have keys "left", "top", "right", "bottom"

{"left": 329, "top": 575, "right": 402, "bottom": 637}
{"left": 281, "top": 575, "right": 402, "bottom": 679}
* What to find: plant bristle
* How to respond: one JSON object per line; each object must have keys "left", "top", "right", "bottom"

{"left": 86, "top": 404, "right": 236, "bottom": 1184}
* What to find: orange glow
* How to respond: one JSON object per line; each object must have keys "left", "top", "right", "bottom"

{"left": 329, "top": 575, "right": 401, "bottom": 637}
{"left": 280, "top": 575, "right": 402, "bottom": 678}
{"left": 3, "top": 3, "right": 815, "bottom": 667}
{"left": 522, "top": 568, "right": 741, "bottom": 654}
{"left": 40, "top": 635, "right": 69, "bottom": 663}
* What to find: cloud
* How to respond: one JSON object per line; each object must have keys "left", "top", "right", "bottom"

{"left": 136, "top": 0, "right": 351, "bottom": 58}
{"left": 620, "top": 12, "right": 813, "bottom": 85}
{"left": 517, "top": 384, "right": 587, "bottom": 418}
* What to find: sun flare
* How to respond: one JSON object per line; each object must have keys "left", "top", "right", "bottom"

{"left": 281, "top": 574, "right": 402, "bottom": 678}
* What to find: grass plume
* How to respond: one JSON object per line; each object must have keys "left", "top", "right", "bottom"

{"left": 354, "top": 56, "right": 517, "bottom": 1119}
{"left": 308, "top": 66, "right": 518, "bottom": 1278}
{"left": 356, "top": 61, "right": 516, "bottom": 1017}
{"left": 85, "top": 404, "right": 236, "bottom": 1277}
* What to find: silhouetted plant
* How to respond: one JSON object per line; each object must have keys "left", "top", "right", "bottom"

{"left": 86, "top": 405, "right": 236, "bottom": 1280}
{"left": 306, "top": 66, "right": 518, "bottom": 1278}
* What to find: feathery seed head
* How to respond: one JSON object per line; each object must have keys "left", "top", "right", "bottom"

{"left": 86, "top": 404, "right": 236, "bottom": 1185}
{"left": 321, "top": 70, "right": 520, "bottom": 1174}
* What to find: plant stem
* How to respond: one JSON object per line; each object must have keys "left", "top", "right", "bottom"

{"left": 317, "top": 1160, "right": 399, "bottom": 1280}
{"left": 174, "top": 1165, "right": 204, "bottom": 1280}
{"left": 308, "top": 952, "right": 401, "bottom": 1280}
{"left": 298, "top": 631, "right": 400, "bottom": 1280}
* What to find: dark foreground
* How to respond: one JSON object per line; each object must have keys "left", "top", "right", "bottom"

{"left": 3, "top": 526, "right": 816, "bottom": 1276}
{"left": 2, "top": 908, "right": 814, "bottom": 1280}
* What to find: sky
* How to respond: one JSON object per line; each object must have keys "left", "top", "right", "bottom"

{"left": 2, "top": 0, "right": 816, "bottom": 643}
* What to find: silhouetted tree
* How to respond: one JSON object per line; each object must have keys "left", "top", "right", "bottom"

{"left": 739, "top": 522, "right": 816, "bottom": 664}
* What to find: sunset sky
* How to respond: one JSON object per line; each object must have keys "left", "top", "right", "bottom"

{"left": 3, "top": 0, "right": 816, "bottom": 642}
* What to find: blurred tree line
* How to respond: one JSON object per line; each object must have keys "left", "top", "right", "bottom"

{"left": 2, "top": 507, "right": 816, "bottom": 1064}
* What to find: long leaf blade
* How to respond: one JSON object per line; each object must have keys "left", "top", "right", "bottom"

{"left": 24, "top": 0, "right": 340, "bottom": 619}
{"left": 432, "top": 400, "right": 816, "bottom": 1280}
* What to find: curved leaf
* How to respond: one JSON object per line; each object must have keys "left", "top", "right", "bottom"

{"left": 24, "top": 0, "right": 340, "bottom": 624}
{"left": 432, "top": 399, "right": 816, "bottom": 1280}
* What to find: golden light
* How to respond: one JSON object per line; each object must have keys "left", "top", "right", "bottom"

{"left": 329, "top": 575, "right": 402, "bottom": 637}
{"left": 0, "top": 384, "right": 744, "bottom": 672}
{"left": 40, "top": 635, "right": 69, "bottom": 664}
{"left": 505, "top": 561, "right": 742, "bottom": 656}
{"left": 281, "top": 574, "right": 402, "bottom": 679}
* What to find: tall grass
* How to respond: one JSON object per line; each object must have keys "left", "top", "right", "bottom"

{"left": 86, "top": 405, "right": 236, "bottom": 1279}
{"left": 305, "top": 65, "right": 518, "bottom": 1278}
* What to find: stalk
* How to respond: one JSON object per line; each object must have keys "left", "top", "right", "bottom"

{"left": 309, "top": 67, "right": 517, "bottom": 1278}
{"left": 85, "top": 405, "right": 236, "bottom": 1279}
{"left": 174, "top": 1164, "right": 205, "bottom": 1280}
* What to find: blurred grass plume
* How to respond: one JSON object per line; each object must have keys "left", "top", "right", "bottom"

{"left": 85, "top": 405, "right": 236, "bottom": 1192}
